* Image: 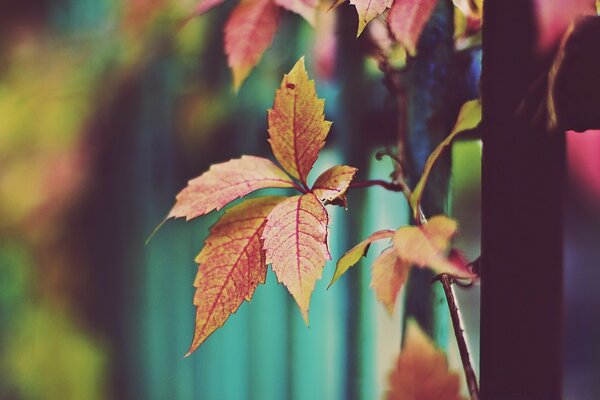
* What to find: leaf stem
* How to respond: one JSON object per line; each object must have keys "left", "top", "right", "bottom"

{"left": 435, "top": 274, "right": 480, "bottom": 400}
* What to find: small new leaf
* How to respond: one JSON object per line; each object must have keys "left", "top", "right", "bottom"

{"left": 388, "top": 0, "right": 438, "bottom": 56}
{"left": 268, "top": 57, "right": 332, "bottom": 185}
{"left": 186, "top": 196, "right": 285, "bottom": 356}
{"left": 409, "top": 99, "right": 481, "bottom": 219}
{"left": 386, "top": 320, "right": 466, "bottom": 400}
{"left": 168, "top": 155, "right": 295, "bottom": 221}
{"left": 312, "top": 165, "right": 358, "bottom": 207}
{"left": 263, "top": 193, "right": 331, "bottom": 322}
{"left": 392, "top": 215, "right": 465, "bottom": 276}
{"left": 371, "top": 247, "right": 410, "bottom": 315}
{"left": 350, "top": 0, "right": 393, "bottom": 36}
{"left": 225, "top": 0, "right": 280, "bottom": 91}
{"left": 330, "top": 229, "right": 395, "bottom": 287}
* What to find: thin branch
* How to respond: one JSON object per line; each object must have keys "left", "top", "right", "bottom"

{"left": 434, "top": 274, "right": 480, "bottom": 400}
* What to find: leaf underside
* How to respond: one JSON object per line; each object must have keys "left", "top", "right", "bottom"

{"left": 370, "top": 247, "right": 410, "bottom": 315}
{"left": 312, "top": 164, "right": 358, "bottom": 207}
{"left": 350, "top": 0, "right": 393, "bottom": 36}
{"left": 388, "top": 0, "right": 438, "bottom": 56}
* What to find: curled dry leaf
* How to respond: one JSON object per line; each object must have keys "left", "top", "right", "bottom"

{"left": 186, "top": 196, "right": 286, "bottom": 355}
{"left": 312, "top": 164, "right": 358, "bottom": 207}
{"left": 350, "top": 0, "right": 393, "bottom": 36}
{"left": 275, "top": 0, "right": 319, "bottom": 26}
{"left": 225, "top": 0, "right": 280, "bottom": 91}
{"left": 370, "top": 247, "right": 410, "bottom": 315}
{"left": 168, "top": 155, "right": 294, "bottom": 221}
{"left": 329, "top": 229, "right": 395, "bottom": 287}
{"left": 386, "top": 320, "right": 466, "bottom": 400}
{"left": 392, "top": 215, "right": 467, "bottom": 276}
{"left": 388, "top": 0, "right": 438, "bottom": 56}
{"left": 409, "top": 99, "right": 481, "bottom": 219}
{"left": 262, "top": 193, "right": 331, "bottom": 322}
{"left": 268, "top": 57, "right": 332, "bottom": 186}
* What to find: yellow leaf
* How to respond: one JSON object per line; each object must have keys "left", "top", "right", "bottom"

{"left": 268, "top": 57, "right": 332, "bottom": 185}
{"left": 262, "top": 193, "right": 331, "bottom": 322}
{"left": 392, "top": 215, "right": 464, "bottom": 276}
{"left": 350, "top": 0, "right": 393, "bottom": 36}
{"left": 409, "top": 99, "right": 481, "bottom": 219}
{"left": 386, "top": 320, "right": 467, "bottom": 400}
{"left": 329, "top": 229, "right": 395, "bottom": 287}
{"left": 370, "top": 247, "right": 410, "bottom": 315}
{"left": 186, "top": 196, "right": 286, "bottom": 355}
{"left": 312, "top": 164, "right": 358, "bottom": 207}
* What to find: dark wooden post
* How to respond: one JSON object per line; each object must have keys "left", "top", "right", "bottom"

{"left": 481, "top": 1, "right": 564, "bottom": 398}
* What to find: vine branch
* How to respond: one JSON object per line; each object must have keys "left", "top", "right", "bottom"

{"left": 434, "top": 274, "right": 480, "bottom": 400}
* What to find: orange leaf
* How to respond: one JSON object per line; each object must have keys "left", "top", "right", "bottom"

{"left": 224, "top": 0, "right": 280, "bottom": 91}
{"left": 186, "top": 196, "right": 286, "bottom": 355}
{"left": 262, "top": 193, "right": 331, "bottom": 322}
{"left": 386, "top": 320, "right": 466, "bottom": 400}
{"left": 329, "top": 229, "right": 395, "bottom": 287}
{"left": 194, "top": 0, "right": 227, "bottom": 15}
{"left": 370, "top": 247, "right": 410, "bottom": 315}
{"left": 267, "top": 57, "right": 332, "bottom": 186}
{"left": 350, "top": 0, "right": 393, "bottom": 36}
{"left": 275, "top": 0, "right": 318, "bottom": 26}
{"left": 388, "top": 0, "right": 438, "bottom": 56}
{"left": 392, "top": 215, "right": 470, "bottom": 276}
{"left": 312, "top": 164, "right": 358, "bottom": 207}
{"left": 168, "top": 155, "right": 295, "bottom": 221}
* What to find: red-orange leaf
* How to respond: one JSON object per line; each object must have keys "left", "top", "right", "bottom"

{"left": 392, "top": 215, "right": 470, "bottom": 276}
{"left": 168, "top": 155, "right": 295, "bottom": 221}
{"left": 224, "top": 0, "right": 280, "bottom": 90}
{"left": 312, "top": 165, "right": 358, "bottom": 206}
{"left": 275, "top": 0, "right": 318, "bottom": 26}
{"left": 386, "top": 320, "right": 466, "bottom": 400}
{"left": 267, "top": 57, "right": 332, "bottom": 186}
{"left": 262, "top": 193, "right": 331, "bottom": 322}
{"left": 388, "top": 0, "right": 437, "bottom": 56}
{"left": 370, "top": 247, "right": 410, "bottom": 315}
{"left": 350, "top": 0, "right": 393, "bottom": 36}
{"left": 194, "top": 0, "right": 226, "bottom": 15}
{"left": 186, "top": 196, "right": 286, "bottom": 355}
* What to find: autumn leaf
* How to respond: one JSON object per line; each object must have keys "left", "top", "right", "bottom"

{"left": 262, "top": 193, "right": 331, "bottom": 322}
{"left": 388, "top": 0, "right": 438, "bottom": 56}
{"left": 409, "top": 99, "right": 481, "bottom": 219}
{"left": 186, "top": 196, "right": 286, "bottom": 355}
{"left": 392, "top": 215, "right": 466, "bottom": 276}
{"left": 168, "top": 155, "right": 295, "bottom": 221}
{"left": 350, "top": 0, "right": 393, "bottom": 36}
{"left": 370, "top": 247, "right": 410, "bottom": 315}
{"left": 268, "top": 57, "right": 332, "bottom": 186}
{"left": 312, "top": 165, "right": 358, "bottom": 207}
{"left": 386, "top": 320, "right": 466, "bottom": 400}
{"left": 275, "top": 0, "right": 318, "bottom": 26}
{"left": 224, "top": 0, "right": 280, "bottom": 91}
{"left": 194, "top": 0, "right": 227, "bottom": 15}
{"left": 329, "top": 229, "right": 395, "bottom": 287}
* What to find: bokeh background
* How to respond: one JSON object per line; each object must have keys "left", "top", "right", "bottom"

{"left": 0, "top": 0, "right": 598, "bottom": 399}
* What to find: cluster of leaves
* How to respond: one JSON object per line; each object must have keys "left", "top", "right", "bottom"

{"left": 189, "top": 0, "right": 482, "bottom": 90}
{"left": 167, "top": 58, "right": 358, "bottom": 355}
{"left": 328, "top": 99, "right": 480, "bottom": 314}
{"left": 165, "top": 54, "right": 480, "bottom": 355}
